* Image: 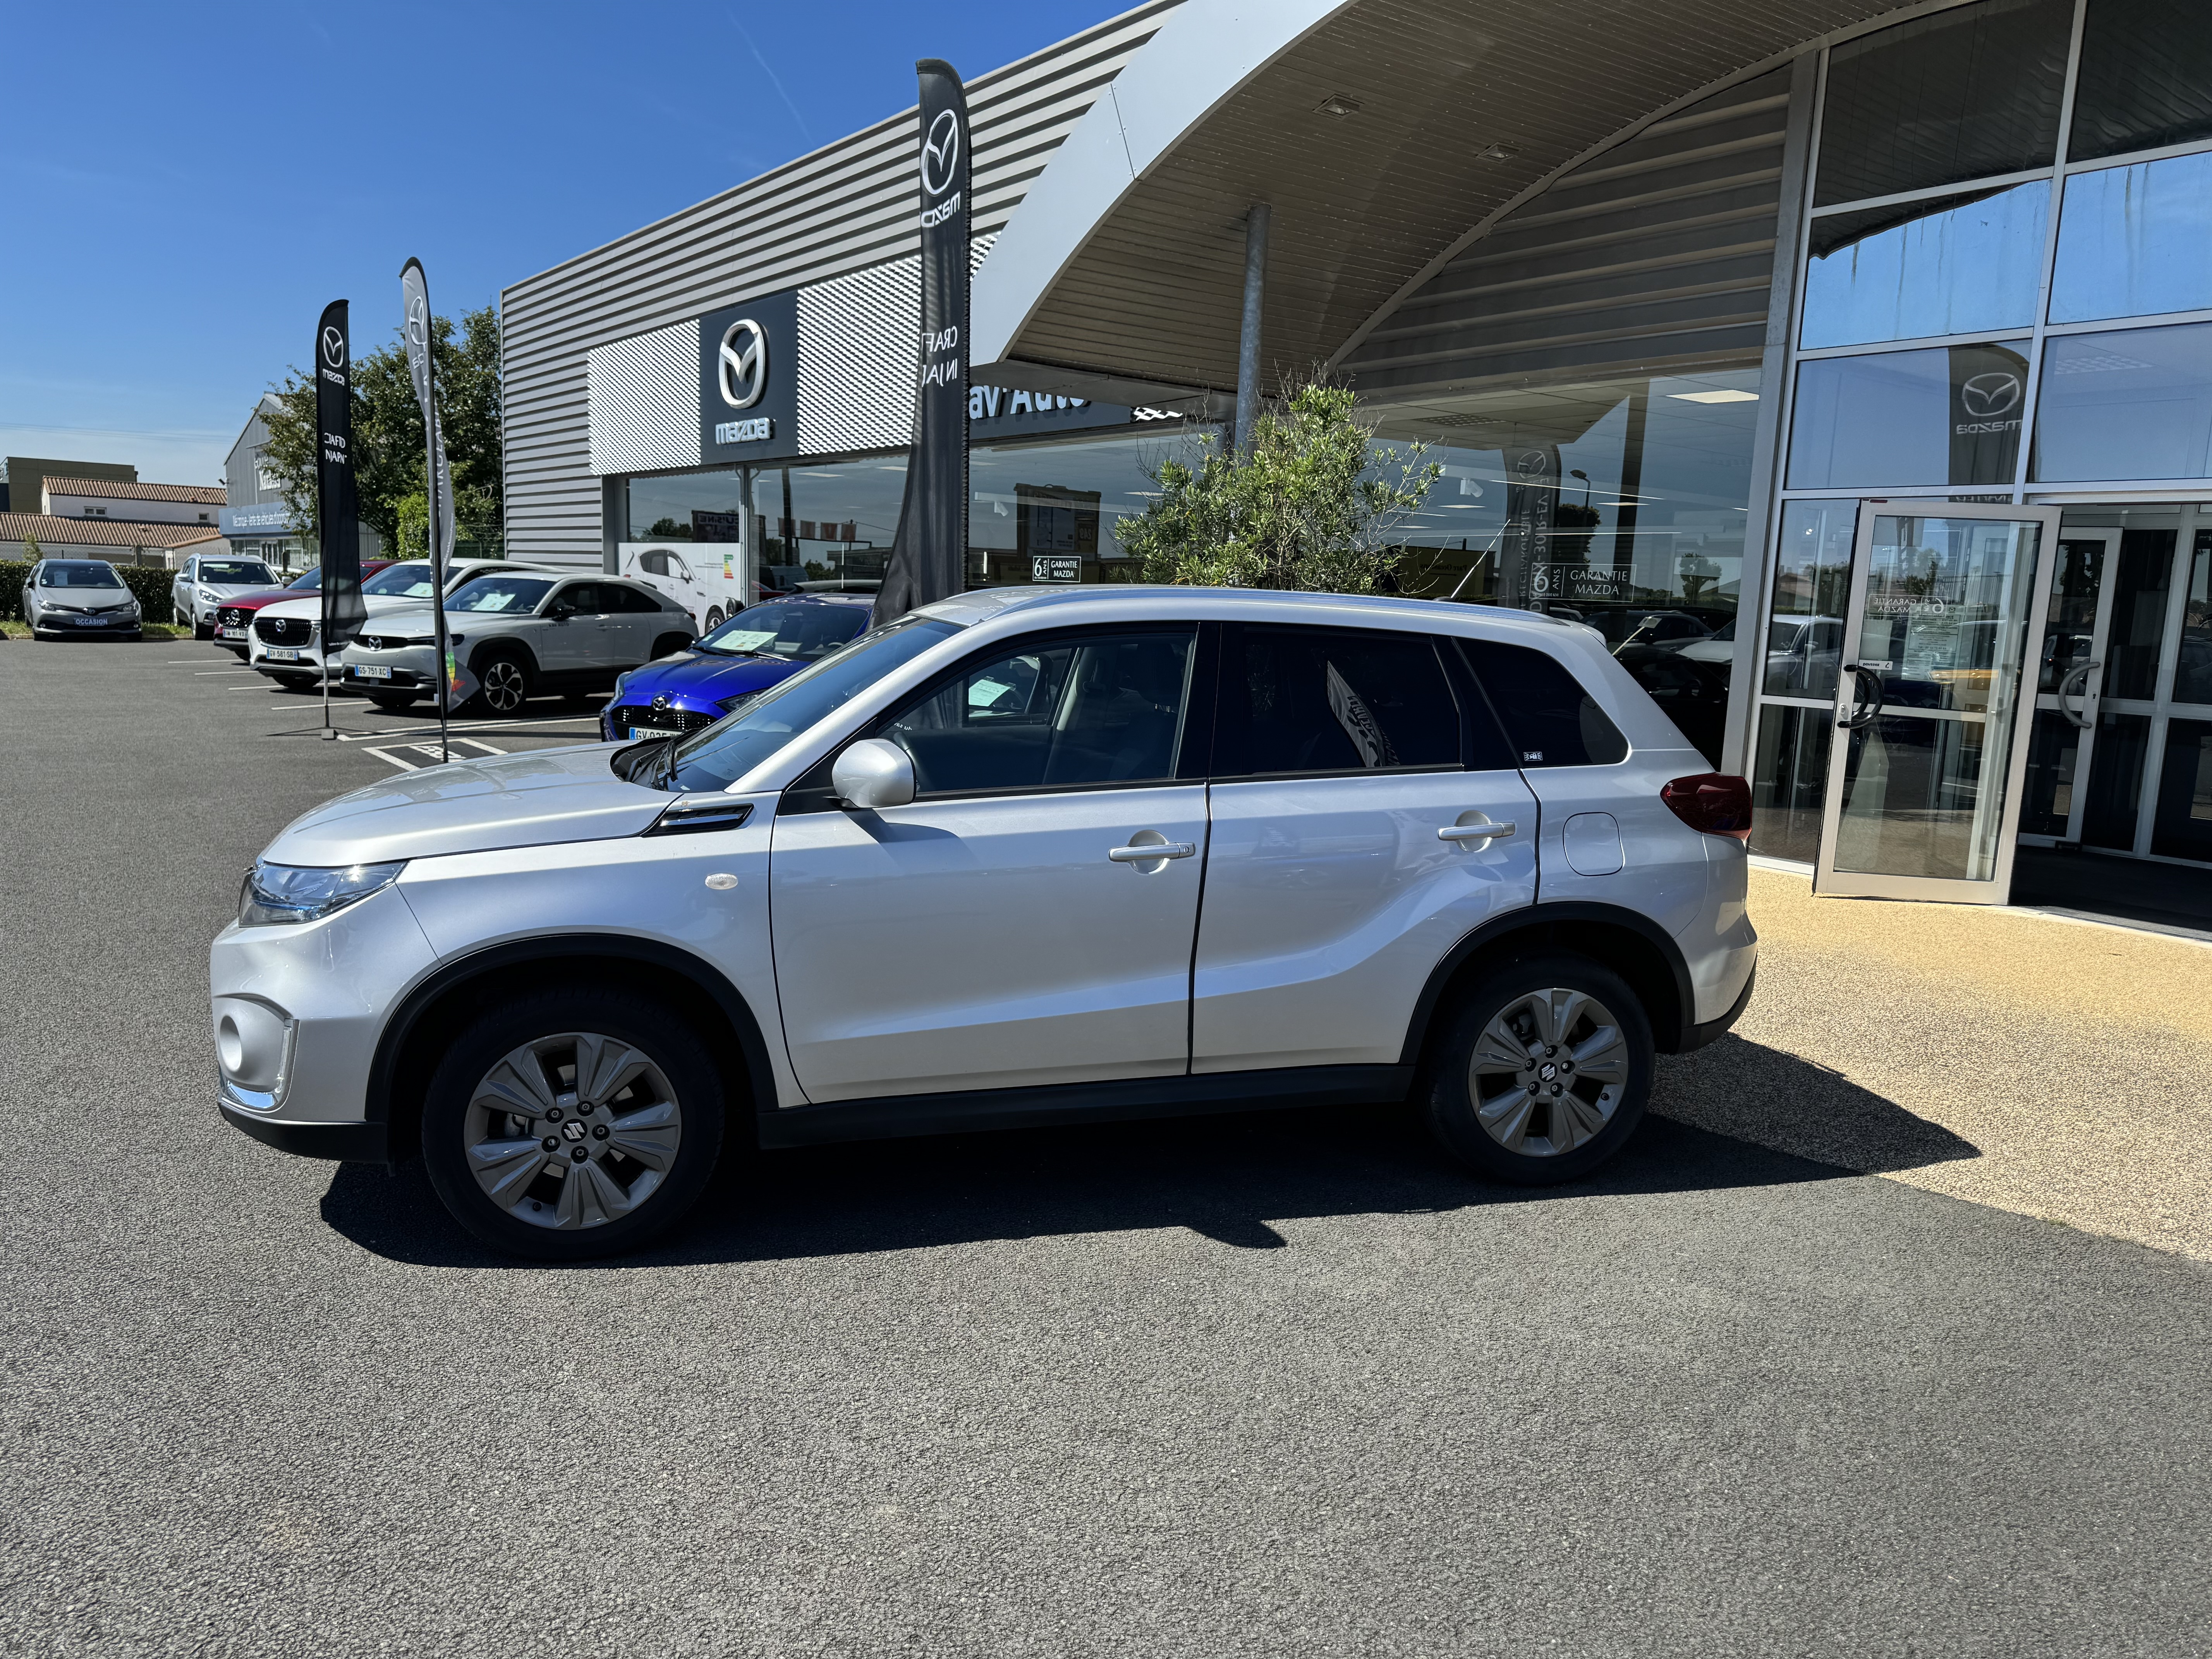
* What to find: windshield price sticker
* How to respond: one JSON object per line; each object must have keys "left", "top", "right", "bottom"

{"left": 1031, "top": 556, "right": 1080, "bottom": 584}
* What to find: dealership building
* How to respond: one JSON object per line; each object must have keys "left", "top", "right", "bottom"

{"left": 502, "top": 0, "right": 2212, "bottom": 915}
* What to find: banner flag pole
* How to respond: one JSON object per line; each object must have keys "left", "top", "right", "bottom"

{"left": 872, "top": 59, "right": 971, "bottom": 627}
{"left": 401, "top": 258, "right": 460, "bottom": 765}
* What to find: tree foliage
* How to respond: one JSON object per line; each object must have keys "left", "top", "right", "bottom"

{"left": 261, "top": 305, "right": 504, "bottom": 555}
{"left": 1120, "top": 381, "right": 1439, "bottom": 592}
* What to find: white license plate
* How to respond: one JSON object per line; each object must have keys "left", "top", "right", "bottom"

{"left": 629, "top": 723, "right": 684, "bottom": 740}
{"left": 351, "top": 665, "right": 393, "bottom": 680}
{"left": 219, "top": 626, "right": 245, "bottom": 640}
{"left": 73, "top": 616, "right": 106, "bottom": 627}
{"left": 265, "top": 647, "right": 303, "bottom": 662}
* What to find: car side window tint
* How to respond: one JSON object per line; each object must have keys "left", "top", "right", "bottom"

{"left": 1458, "top": 639, "right": 1630, "bottom": 767}
{"left": 639, "top": 551, "right": 667, "bottom": 576}
{"left": 606, "top": 584, "right": 661, "bottom": 613}
{"left": 555, "top": 582, "right": 600, "bottom": 613}
{"left": 1213, "top": 625, "right": 1461, "bottom": 778}
{"left": 881, "top": 629, "right": 1197, "bottom": 795}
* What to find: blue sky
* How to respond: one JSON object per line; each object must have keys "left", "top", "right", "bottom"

{"left": 1, "top": 0, "right": 1115, "bottom": 489}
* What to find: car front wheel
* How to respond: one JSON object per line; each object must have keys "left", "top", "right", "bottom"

{"left": 420, "top": 988, "right": 726, "bottom": 1260}
{"left": 1423, "top": 953, "right": 1653, "bottom": 1186}
{"left": 476, "top": 652, "right": 531, "bottom": 715}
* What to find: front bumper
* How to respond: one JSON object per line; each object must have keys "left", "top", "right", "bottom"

{"left": 34, "top": 611, "right": 141, "bottom": 635}
{"left": 219, "top": 1101, "right": 390, "bottom": 1162}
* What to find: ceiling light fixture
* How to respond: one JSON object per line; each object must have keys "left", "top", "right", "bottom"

{"left": 1316, "top": 93, "right": 1363, "bottom": 117}
{"left": 1478, "top": 143, "right": 1520, "bottom": 161}
{"left": 1668, "top": 389, "right": 1760, "bottom": 404}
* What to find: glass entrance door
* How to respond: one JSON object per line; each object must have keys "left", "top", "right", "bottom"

{"left": 1814, "top": 505, "right": 2059, "bottom": 902}
{"left": 2019, "top": 529, "right": 2122, "bottom": 845}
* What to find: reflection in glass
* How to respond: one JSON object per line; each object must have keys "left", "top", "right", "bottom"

{"left": 2151, "top": 719, "right": 2212, "bottom": 860}
{"left": 1766, "top": 500, "right": 1855, "bottom": 697}
{"left": 2032, "top": 323, "right": 2212, "bottom": 481}
{"left": 970, "top": 426, "right": 1216, "bottom": 587}
{"left": 1833, "top": 714, "right": 2001, "bottom": 879}
{"left": 627, "top": 470, "right": 745, "bottom": 542}
{"left": 1801, "top": 183, "right": 2048, "bottom": 349}
{"left": 2102, "top": 529, "right": 2176, "bottom": 699}
{"left": 1814, "top": 0, "right": 2071, "bottom": 208}
{"left": 1855, "top": 515, "right": 2040, "bottom": 715}
{"left": 1789, "top": 343, "right": 2027, "bottom": 489}
{"left": 1749, "top": 704, "right": 1831, "bottom": 864}
{"left": 2175, "top": 531, "right": 2212, "bottom": 704}
{"left": 2069, "top": 0, "right": 2212, "bottom": 163}
{"left": 2052, "top": 153, "right": 2212, "bottom": 325}
{"left": 2082, "top": 710, "right": 2151, "bottom": 848}
{"left": 2020, "top": 709, "right": 2083, "bottom": 836}
{"left": 2039, "top": 538, "right": 2108, "bottom": 693}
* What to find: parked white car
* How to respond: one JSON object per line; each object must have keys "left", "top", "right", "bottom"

{"left": 336, "top": 572, "right": 696, "bottom": 714}
{"left": 171, "top": 553, "right": 278, "bottom": 639}
{"left": 620, "top": 544, "right": 749, "bottom": 632}
{"left": 248, "top": 558, "right": 538, "bottom": 689}
{"left": 213, "top": 587, "right": 1758, "bottom": 1259}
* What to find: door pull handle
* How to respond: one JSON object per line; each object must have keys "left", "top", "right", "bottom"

{"left": 1108, "top": 841, "right": 1196, "bottom": 862}
{"left": 1438, "top": 821, "right": 1516, "bottom": 843}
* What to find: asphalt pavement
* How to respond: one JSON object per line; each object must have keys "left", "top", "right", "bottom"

{"left": 4, "top": 637, "right": 2209, "bottom": 1657}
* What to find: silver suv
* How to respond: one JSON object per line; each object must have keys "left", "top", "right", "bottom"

{"left": 211, "top": 588, "right": 1757, "bottom": 1259}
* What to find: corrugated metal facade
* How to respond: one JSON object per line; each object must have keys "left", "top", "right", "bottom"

{"left": 500, "top": 2, "right": 1178, "bottom": 568}
{"left": 1340, "top": 67, "right": 1793, "bottom": 397}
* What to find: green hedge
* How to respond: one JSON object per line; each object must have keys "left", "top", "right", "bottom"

{"left": 1, "top": 556, "right": 175, "bottom": 626}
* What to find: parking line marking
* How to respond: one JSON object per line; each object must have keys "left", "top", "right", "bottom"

{"left": 457, "top": 738, "right": 506, "bottom": 755}
{"left": 364, "top": 747, "right": 421, "bottom": 771}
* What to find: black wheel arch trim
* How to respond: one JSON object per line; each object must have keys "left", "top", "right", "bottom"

{"left": 467, "top": 637, "right": 539, "bottom": 677}
{"left": 1397, "top": 900, "right": 1701, "bottom": 1064}
{"left": 219, "top": 1102, "right": 390, "bottom": 1163}
{"left": 363, "top": 934, "right": 780, "bottom": 1145}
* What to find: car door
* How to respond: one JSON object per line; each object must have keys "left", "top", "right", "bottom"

{"left": 769, "top": 623, "right": 1208, "bottom": 1103}
{"left": 533, "top": 581, "right": 604, "bottom": 675}
{"left": 172, "top": 558, "right": 193, "bottom": 616}
{"left": 1191, "top": 623, "right": 1539, "bottom": 1073}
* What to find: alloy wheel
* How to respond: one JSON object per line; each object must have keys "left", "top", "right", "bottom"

{"left": 1467, "top": 987, "right": 1632, "bottom": 1157}
{"left": 463, "top": 1032, "right": 683, "bottom": 1230}
{"left": 481, "top": 658, "right": 527, "bottom": 713}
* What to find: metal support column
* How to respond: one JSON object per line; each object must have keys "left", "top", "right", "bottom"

{"left": 1235, "top": 203, "right": 1271, "bottom": 454}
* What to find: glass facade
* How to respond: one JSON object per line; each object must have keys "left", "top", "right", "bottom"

{"left": 1760, "top": 0, "right": 2212, "bottom": 877}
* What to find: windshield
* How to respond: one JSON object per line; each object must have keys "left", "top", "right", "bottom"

{"left": 362, "top": 562, "right": 436, "bottom": 598}
{"left": 658, "top": 615, "right": 963, "bottom": 792}
{"left": 39, "top": 562, "right": 122, "bottom": 588}
{"left": 200, "top": 560, "right": 274, "bottom": 585}
{"left": 697, "top": 600, "right": 870, "bottom": 661}
{"left": 450, "top": 576, "right": 555, "bottom": 614}
{"left": 287, "top": 568, "right": 323, "bottom": 589}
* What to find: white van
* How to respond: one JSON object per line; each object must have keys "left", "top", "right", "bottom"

{"left": 618, "top": 541, "right": 754, "bottom": 633}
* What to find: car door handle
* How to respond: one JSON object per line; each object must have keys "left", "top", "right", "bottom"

{"left": 1439, "top": 820, "right": 1516, "bottom": 843}
{"left": 1108, "top": 841, "right": 1196, "bottom": 862}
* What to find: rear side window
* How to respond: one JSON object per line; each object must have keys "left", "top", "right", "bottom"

{"left": 1214, "top": 625, "right": 1462, "bottom": 777}
{"left": 606, "top": 584, "right": 664, "bottom": 613}
{"left": 1458, "top": 639, "right": 1629, "bottom": 767}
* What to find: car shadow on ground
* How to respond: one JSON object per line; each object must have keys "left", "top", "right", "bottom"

{"left": 319, "top": 1037, "right": 1978, "bottom": 1272}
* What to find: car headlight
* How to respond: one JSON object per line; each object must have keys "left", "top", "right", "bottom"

{"left": 198, "top": 587, "right": 218, "bottom": 603}
{"left": 238, "top": 859, "right": 407, "bottom": 927}
{"left": 613, "top": 670, "right": 637, "bottom": 697}
{"left": 714, "top": 691, "right": 757, "bottom": 714}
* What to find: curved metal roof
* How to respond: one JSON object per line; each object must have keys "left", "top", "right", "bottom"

{"left": 972, "top": 0, "right": 1916, "bottom": 398}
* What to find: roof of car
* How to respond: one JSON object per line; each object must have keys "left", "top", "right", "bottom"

{"left": 912, "top": 584, "right": 1587, "bottom": 640}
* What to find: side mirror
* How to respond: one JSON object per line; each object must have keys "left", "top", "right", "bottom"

{"left": 831, "top": 738, "right": 915, "bottom": 810}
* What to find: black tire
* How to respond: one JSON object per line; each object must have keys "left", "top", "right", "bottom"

{"left": 476, "top": 650, "right": 532, "bottom": 715}
{"left": 368, "top": 692, "right": 419, "bottom": 711}
{"left": 420, "top": 985, "right": 726, "bottom": 1261}
{"left": 1422, "top": 952, "right": 1654, "bottom": 1186}
{"left": 703, "top": 607, "right": 725, "bottom": 631}
{"left": 649, "top": 632, "right": 692, "bottom": 660}
{"left": 194, "top": 622, "right": 213, "bottom": 640}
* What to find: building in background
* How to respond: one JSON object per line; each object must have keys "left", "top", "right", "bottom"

{"left": 501, "top": 0, "right": 2212, "bottom": 913}
{"left": 218, "top": 395, "right": 381, "bottom": 571}
{"left": 41, "top": 476, "right": 223, "bottom": 527}
{"left": 3, "top": 455, "right": 136, "bottom": 517}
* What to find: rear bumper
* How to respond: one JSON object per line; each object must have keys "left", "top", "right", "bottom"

{"left": 220, "top": 1101, "right": 390, "bottom": 1162}
{"left": 1677, "top": 961, "right": 1756, "bottom": 1053}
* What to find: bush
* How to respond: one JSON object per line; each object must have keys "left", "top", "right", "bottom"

{"left": 0, "top": 559, "right": 26, "bottom": 621}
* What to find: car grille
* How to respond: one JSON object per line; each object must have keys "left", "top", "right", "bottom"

{"left": 354, "top": 632, "right": 429, "bottom": 651}
{"left": 607, "top": 704, "right": 718, "bottom": 737}
{"left": 218, "top": 606, "right": 252, "bottom": 628}
{"left": 255, "top": 615, "right": 313, "bottom": 646}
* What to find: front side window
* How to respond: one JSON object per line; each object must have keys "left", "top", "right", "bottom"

{"left": 662, "top": 615, "right": 964, "bottom": 793}
{"left": 1213, "top": 626, "right": 1464, "bottom": 778}
{"left": 39, "top": 562, "right": 122, "bottom": 588}
{"left": 1460, "top": 639, "right": 1629, "bottom": 767}
{"left": 699, "top": 601, "right": 869, "bottom": 661}
{"left": 449, "top": 577, "right": 555, "bottom": 614}
{"left": 881, "top": 629, "right": 1197, "bottom": 795}
{"left": 361, "top": 562, "right": 436, "bottom": 598}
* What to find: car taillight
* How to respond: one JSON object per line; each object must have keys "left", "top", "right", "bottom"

{"left": 1661, "top": 773, "right": 1752, "bottom": 840}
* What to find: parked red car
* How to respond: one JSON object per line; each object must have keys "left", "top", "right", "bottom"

{"left": 212, "top": 562, "right": 393, "bottom": 658}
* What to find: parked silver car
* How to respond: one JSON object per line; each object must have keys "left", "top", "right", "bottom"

{"left": 212, "top": 587, "right": 1758, "bottom": 1259}
{"left": 248, "top": 558, "right": 534, "bottom": 690}
{"left": 335, "top": 573, "right": 696, "bottom": 714}
{"left": 171, "top": 553, "right": 278, "bottom": 639}
{"left": 24, "top": 559, "right": 142, "bottom": 638}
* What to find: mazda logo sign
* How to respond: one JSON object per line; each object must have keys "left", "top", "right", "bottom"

{"left": 718, "top": 319, "right": 768, "bottom": 409}
{"left": 1960, "top": 372, "right": 2022, "bottom": 418}
{"left": 320, "top": 326, "right": 345, "bottom": 369}
{"left": 921, "top": 109, "right": 961, "bottom": 198}
{"left": 1513, "top": 449, "right": 1548, "bottom": 478}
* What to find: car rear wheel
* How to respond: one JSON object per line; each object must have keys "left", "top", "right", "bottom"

{"left": 703, "top": 607, "right": 725, "bottom": 631}
{"left": 1422, "top": 953, "right": 1652, "bottom": 1186}
{"left": 420, "top": 987, "right": 726, "bottom": 1260}
{"left": 476, "top": 652, "right": 532, "bottom": 715}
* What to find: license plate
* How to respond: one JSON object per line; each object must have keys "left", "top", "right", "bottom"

{"left": 629, "top": 723, "right": 684, "bottom": 740}
{"left": 351, "top": 665, "right": 393, "bottom": 680}
{"left": 73, "top": 616, "right": 105, "bottom": 627}
{"left": 220, "top": 626, "right": 245, "bottom": 640}
{"left": 265, "top": 647, "right": 302, "bottom": 661}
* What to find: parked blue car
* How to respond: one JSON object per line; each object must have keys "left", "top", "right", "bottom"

{"left": 600, "top": 594, "right": 876, "bottom": 742}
